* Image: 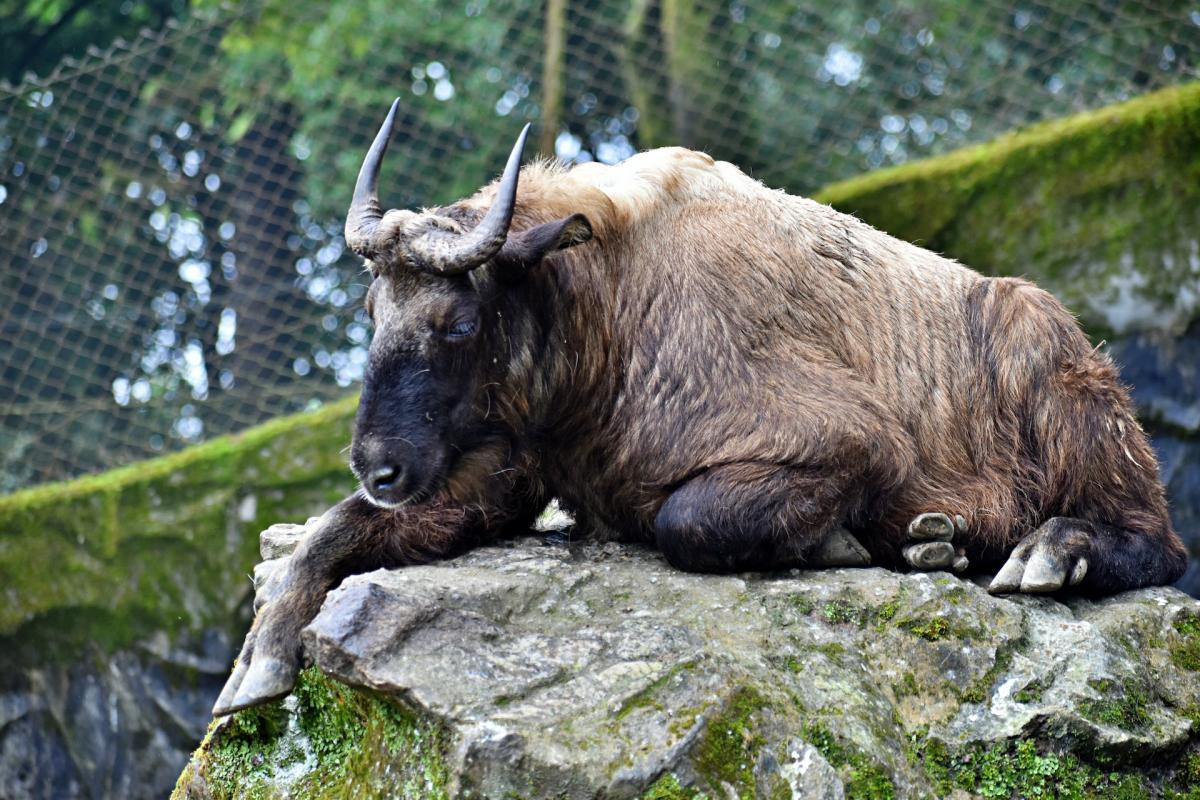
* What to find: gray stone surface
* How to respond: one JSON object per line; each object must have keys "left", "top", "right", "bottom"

{"left": 0, "top": 631, "right": 236, "bottom": 800}
{"left": 189, "top": 533, "right": 1200, "bottom": 798}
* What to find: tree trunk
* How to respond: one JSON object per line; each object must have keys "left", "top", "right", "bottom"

{"left": 540, "top": 0, "right": 568, "bottom": 158}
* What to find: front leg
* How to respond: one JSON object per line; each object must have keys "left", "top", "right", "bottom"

{"left": 213, "top": 491, "right": 499, "bottom": 716}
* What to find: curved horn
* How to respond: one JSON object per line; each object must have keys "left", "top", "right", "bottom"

{"left": 345, "top": 98, "right": 400, "bottom": 258}
{"left": 408, "top": 123, "right": 530, "bottom": 276}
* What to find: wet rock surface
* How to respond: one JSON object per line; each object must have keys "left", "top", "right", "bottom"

{"left": 177, "top": 535, "right": 1200, "bottom": 799}
{"left": 0, "top": 631, "right": 237, "bottom": 800}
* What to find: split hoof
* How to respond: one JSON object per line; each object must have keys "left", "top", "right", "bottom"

{"left": 212, "top": 657, "right": 250, "bottom": 717}
{"left": 225, "top": 656, "right": 298, "bottom": 715}
{"left": 903, "top": 512, "right": 969, "bottom": 572}
{"left": 902, "top": 541, "right": 956, "bottom": 570}
{"left": 989, "top": 553, "right": 1089, "bottom": 594}
{"left": 907, "top": 512, "right": 956, "bottom": 542}
{"left": 988, "top": 519, "right": 1090, "bottom": 594}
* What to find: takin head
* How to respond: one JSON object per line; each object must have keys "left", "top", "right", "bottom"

{"left": 343, "top": 100, "right": 592, "bottom": 508}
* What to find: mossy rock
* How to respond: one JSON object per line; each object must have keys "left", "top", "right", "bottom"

{"left": 175, "top": 539, "right": 1200, "bottom": 798}
{"left": 173, "top": 668, "right": 450, "bottom": 800}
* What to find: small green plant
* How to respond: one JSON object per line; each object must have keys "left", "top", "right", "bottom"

{"left": 641, "top": 773, "right": 707, "bottom": 800}
{"left": 1081, "top": 678, "right": 1152, "bottom": 731}
{"left": 1169, "top": 613, "right": 1200, "bottom": 671}
{"left": 802, "top": 722, "right": 895, "bottom": 800}
{"left": 692, "top": 687, "right": 767, "bottom": 799}
{"left": 899, "top": 616, "right": 951, "bottom": 641}
{"left": 1013, "top": 677, "right": 1048, "bottom": 704}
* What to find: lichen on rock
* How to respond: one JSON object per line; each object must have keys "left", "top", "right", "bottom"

{"left": 174, "top": 536, "right": 1200, "bottom": 799}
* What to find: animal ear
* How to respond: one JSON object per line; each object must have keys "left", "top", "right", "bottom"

{"left": 494, "top": 214, "right": 593, "bottom": 283}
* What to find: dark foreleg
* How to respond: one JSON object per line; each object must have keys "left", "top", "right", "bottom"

{"left": 214, "top": 490, "right": 514, "bottom": 715}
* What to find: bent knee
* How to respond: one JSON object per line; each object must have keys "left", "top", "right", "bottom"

{"left": 654, "top": 495, "right": 728, "bottom": 572}
{"left": 654, "top": 492, "right": 808, "bottom": 573}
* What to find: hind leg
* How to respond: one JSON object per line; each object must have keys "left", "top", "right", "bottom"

{"left": 988, "top": 516, "right": 1186, "bottom": 594}
{"left": 655, "top": 462, "right": 867, "bottom": 573}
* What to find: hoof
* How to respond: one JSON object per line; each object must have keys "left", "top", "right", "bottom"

{"left": 988, "top": 519, "right": 1091, "bottom": 595}
{"left": 1019, "top": 550, "right": 1067, "bottom": 593}
{"left": 903, "top": 512, "right": 970, "bottom": 573}
{"left": 212, "top": 658, "right": 250, "bottom": 717}
{"left": 225, "top": 656, "right": 298, "bottom": 714}
{"left": 987, "top": 556, "right": 1026, "bottom": 594}
{"left": 907, "top": 513, "right": 955, "bottom": 542}
{"left": 809, "top": 527, "right": 871, "bottom": 567}
{"left": 902, "top": 541, "right": 956, "bottom": 570}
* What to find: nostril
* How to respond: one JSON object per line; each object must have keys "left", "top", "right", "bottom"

{"left": 369, "top": 465, "right": 401, "bottom": 492}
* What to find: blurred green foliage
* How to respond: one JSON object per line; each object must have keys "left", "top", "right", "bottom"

{"left": 0, "top": 0, "right": 186, "bottom": 84}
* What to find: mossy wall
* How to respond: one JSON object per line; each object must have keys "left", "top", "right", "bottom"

{"left": 0, "top": 395, "right": 359, "bottom": 665}
{"left": 815, "top": 82, "right": 1200, "bottom": 341}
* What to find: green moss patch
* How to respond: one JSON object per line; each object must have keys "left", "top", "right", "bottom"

{"left": 691, "top": 687, "right": 767, "bottom": 799}
{"left": 614, "top": 661, "right": 696, "bottom": 722}
{"left": 804, "top": 594, "right": 905, "bottom": 631}
{"left": 897, "top": 616, "right": 951, "bottom": 641}
{"left": 0, "top": 395, "right": 358, "bottom": 664}
{"left": 1169, "top": 613, "right": 1200, "bottom": 671}
{"left": 876, "top": 600, "right": 900, "bottom": 622}
{"left": 911, "top": 735, "right": 1155, "bottom": 800}
{"left": 1081, "top": 678, "right": 1153, "bottom": 731}
{"left": 893, "top": 672, "right": 920, "bottom": 699}
{"left": 1169, "top": 751, "right": 1200, "bottom": 800}
{"left": 802, "top": 722, "right": 895, "bottom": 800}
{"left": 173, "top": 668, "right": 450, "bottom": 800}
{"left": 822, "top": 600, "right": 866, "bottom": 626}
{"left": 641, "top": 773, "right": 707, "bottom": 800}
{"left": 1013, "top": 677, "right": 1049, "bottom": 704}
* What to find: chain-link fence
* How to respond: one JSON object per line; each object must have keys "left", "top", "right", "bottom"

{"left": 1, "top": 0, "right": 1197, "bottom": 493}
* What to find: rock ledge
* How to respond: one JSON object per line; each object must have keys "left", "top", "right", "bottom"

{"left": 175, "top": 536, "right": 1200, "bottom": 799}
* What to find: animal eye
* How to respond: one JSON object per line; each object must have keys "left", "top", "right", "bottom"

{"left": 445, "top": 318, "right": 478, "bottom": 339}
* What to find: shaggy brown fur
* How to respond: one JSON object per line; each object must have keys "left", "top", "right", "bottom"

{"left": 213, "top": 144, "right": 1187, "bottom": 716}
